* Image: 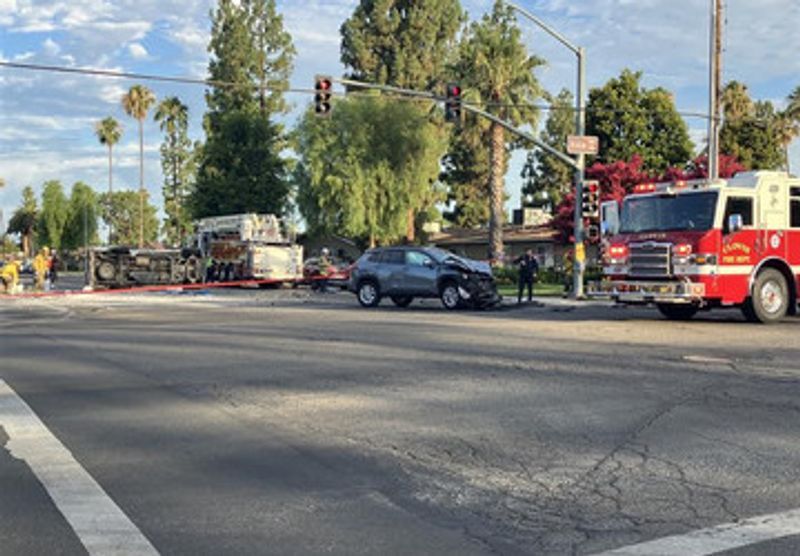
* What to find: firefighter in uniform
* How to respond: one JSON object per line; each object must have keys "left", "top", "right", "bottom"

{"left": 33, "top": 248, "right": 49, "bottom": 291}
{"left": 1, "top": 257, "right": 21, "bottom": 294}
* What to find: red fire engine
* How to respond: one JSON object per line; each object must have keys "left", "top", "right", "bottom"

{"left": 591, "top": 171, "right": 800, "bottom": 323}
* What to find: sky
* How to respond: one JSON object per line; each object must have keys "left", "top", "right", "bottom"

{"left": 1, "top": 0, "right": 799, "bottom": 230}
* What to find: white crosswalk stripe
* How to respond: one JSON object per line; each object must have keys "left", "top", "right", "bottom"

{"left": 0, "top": 380, "right": 159, "bottom": 556}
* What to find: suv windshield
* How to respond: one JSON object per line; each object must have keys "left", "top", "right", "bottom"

{"left": 620, "top": 191, "right": 719, "bottom": 233}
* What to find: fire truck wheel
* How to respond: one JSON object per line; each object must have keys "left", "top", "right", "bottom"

{"left": 744, "top": 268, "right": 789, "bottom": 324}
{"left": 184, "top": 256, "right": 201, "bottom": 284}
{"left": 96, "top": 261, "right": 117, "bottom": 282}
{"left": 357, "top": 280, "right": 381, "bottom": 308}
{"left": 656, "top": 304, "right": 698, "bottom": 321}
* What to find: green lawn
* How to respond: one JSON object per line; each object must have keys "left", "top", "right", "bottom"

{"left": 497, "top": 282, "right": 565, "bottom": 298}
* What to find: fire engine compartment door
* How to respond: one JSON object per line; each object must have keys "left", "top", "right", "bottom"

{"left": 758, "top": 183, "right": 788, "bottom": 259}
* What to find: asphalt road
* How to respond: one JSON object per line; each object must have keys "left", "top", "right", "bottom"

{"left": 2, "top": 292, "right": 800, "bottom": 555}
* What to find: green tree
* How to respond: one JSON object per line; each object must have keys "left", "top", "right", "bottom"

{"left": 62, "top": 182, "right": 99, "bottom": 251}
{"left": 720, "top": 95, "right": 784, "bottom": 171}
{"left": 8, "top": 186, "right": 38, "bottom": 257}
{"left": 528, "top": 89, "right": 574, "bottom": 206}
{"left": 453, "top": 0, "right": 544, "bottom": 261}
{"left": 441, "top": 128, "right": 491, "bottom": 228}
{"left": 295, "top": 95, "right": 448, "bottom": 248}
{"left": 586, "top": 69, "right": 693, "bottom": 173}
{"left": 246, "top": 0, "right": 296, "bottom": 116}
{"left": 341, "top": 0, "right": 465, "bottom": 91}
{"left": 774, "top": 111, "right": 799, "bottom": 172}
{"left": 196, "top": 0, "right": 295, "bottom": 218}
{"left": 121, "top": 84, "right": 157, "bottom": 248}
{"left": 193, "top": 112, "right": 289, "bottom": 218}
{"left": 721, "top": 81, "right": 754, "bottom": 122}
{"left": 38, "top": 180, "right": 69, "bottom": 250}
{"left": 340, "top": 0, "right": 464, "bottom": 240}
{"left": 100, "top": 190, "right": 159, "bottom": 246}
{"left": 154, "top": 96, "right": 195, "bottom": 245}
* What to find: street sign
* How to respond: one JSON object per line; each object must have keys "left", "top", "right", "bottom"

{"left": 567, "top": 135, "right": 599, "bottom": 156}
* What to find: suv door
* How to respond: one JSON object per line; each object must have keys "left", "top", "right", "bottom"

{"left": 377, "top": 250, "right": 406, "bottom": 295}
{"left": 403, "top": 250, "right": 439, "bottom": 295}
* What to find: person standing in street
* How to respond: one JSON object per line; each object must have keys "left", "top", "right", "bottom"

{"left": 49, "top": 250, "right": 59, "bottom": 286}
{"left": 33, "top": 248, "right": 49, "bottom": 292}
{"left": 515, "top": 249, "right": 539, "bottom": 304}
{"left": 1, "top": 256, "right": 21, "bottom": 294}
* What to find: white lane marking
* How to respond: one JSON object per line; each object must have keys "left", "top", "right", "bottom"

{"left": 595, "top": 508, "right": 800, "bottom": 555}
{"left": 0, "top": 380, "right": 159, "bottom": 555}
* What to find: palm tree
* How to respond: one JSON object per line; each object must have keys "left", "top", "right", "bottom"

{"left": 95, "top": 117, "right": 122, "bottom": 243}
{"left": 454, "top": 1, "right": 544, "bottom": 261}
{"left": 774, "top": 111, "right": 799, "bottom": 173}
{"left": 121, "top": 85, "right": 156, "bottom": 248}
{"left": 154, "top": 97, "right": 189, "bottom": 242}
{"left": 787, "top": 86, "right": 800, "bottom": 121}
{"left": 786, "top": 86, "right": 800, "bottom": 173}
{"left": 721, "top": 81, "right": 754, "bottom": 123}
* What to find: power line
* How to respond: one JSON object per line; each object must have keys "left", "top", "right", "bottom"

{"left": 0, "top": 59, "right": 715, "bottom": 121}
{"left": 0, "top": 61, "right": 317, "bottom": 96}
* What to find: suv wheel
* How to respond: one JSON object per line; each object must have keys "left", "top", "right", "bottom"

{"left": 391, "top": 296, "right": 413, "bottom": 308}
{"left": 440, "top": 282, "right": 461, "bottom": 310}
{"left": 357, "top": 281, "right": 381, "bottom": 308}
{"left": 743, "top": 268, "right": 789, "bottom": 324}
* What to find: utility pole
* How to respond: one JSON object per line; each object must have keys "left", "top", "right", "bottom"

{"left": 508, "top": 3, "right": 587, "bottom": 299}
{"left": 708, "top": 0, "right": 723, "bottom": 181}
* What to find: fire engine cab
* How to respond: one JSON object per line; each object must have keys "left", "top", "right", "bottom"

{"left": 591, "top": 171, "right": 800, "bottom": 323}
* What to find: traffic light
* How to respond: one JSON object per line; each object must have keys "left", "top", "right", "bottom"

{"left": 314, "top": 75, "right": 333, "bottom": 117}
{"left": 581, "top": 180, "right": 600, "bottom": 220}
{"left": 445, "top": 83, "right": 462, "bottom": 123}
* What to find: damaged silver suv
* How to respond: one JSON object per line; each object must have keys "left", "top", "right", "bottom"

{"left": 349, "top": 246, "right": 501, "bottom": 310}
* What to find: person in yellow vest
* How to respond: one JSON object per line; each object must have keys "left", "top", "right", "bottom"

{"left": 33, "top": 247, "right": 49, "bottom": 291}
{"left": 1, "top": 257, "right": 21, "bottom": 294}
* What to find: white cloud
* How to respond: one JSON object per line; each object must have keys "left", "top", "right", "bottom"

{"left": 98, "top": 83, "right": 128, "bottom": 105}
{"left": 42, "top": 37, "right": 60, "bottom": 56}
{"left": 128, "top": 42, "right": 149, "bottom": 60}
{"left": 13, "top": 51, "right": 34, "bottom": 62}
{"left": 170, "top": 21, "right": 208, "bottom": 50}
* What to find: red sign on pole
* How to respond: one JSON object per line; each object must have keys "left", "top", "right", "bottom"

{"left": 567, "top": 135, "right": 599, "bottom": 156}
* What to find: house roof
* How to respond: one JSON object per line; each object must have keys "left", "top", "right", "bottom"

{"left": 430, "top": 225, "right": 558, "bottom": 246}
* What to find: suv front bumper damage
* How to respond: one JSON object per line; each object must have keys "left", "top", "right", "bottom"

{"left": 460, "top": 276, "right": 502, "bottom": 308}
{"left": 588, "top": 280, "right": 706, "bottom": 304}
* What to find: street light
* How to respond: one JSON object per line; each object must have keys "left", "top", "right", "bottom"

{"left": 508, "top": 3, "right": 587, "bottom": 298}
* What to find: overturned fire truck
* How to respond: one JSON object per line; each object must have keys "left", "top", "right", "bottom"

{"left": 88, "top": 214, "right": 303, "bottom": 289}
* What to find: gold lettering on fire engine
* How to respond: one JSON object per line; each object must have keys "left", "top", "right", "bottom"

{"left": 722, "top": 242, "right": 751, "bottom": 255}
{"left": 721, "top": 242, "right": 752, "bottom": 265}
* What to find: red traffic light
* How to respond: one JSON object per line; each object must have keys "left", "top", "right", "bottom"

{"left": 316, "top": 78, "right": 332, "bottom": 91}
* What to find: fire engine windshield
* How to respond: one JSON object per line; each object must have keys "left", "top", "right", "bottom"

{"left": 620, "top": 191, "right": 718, "bottom": 233}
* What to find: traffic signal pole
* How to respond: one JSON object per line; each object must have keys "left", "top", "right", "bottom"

{"left": 508, "top": 3, "right": 587, "bottom": 298}
{"left": 574, "top": 48, "right": 587, "bottom": 299}
{"left": 335, "top": 77, "right": 581, "bottom": 171}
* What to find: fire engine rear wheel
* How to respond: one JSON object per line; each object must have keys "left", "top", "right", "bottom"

{"left": 96, "top": 260, "right": 117, "bottom": 282}
{"left": 656, "top": 304, "right": 698, "bottom": 321}
{"left": 184, "top": 256, "right": 201, "bottom": 284}
{"left": 743, "top": 268, "right": 789, "bottom": 324}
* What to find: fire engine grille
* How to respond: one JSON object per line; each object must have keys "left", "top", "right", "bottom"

{"left": 629, "top": 242, "right": 672, "bottom": 278}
